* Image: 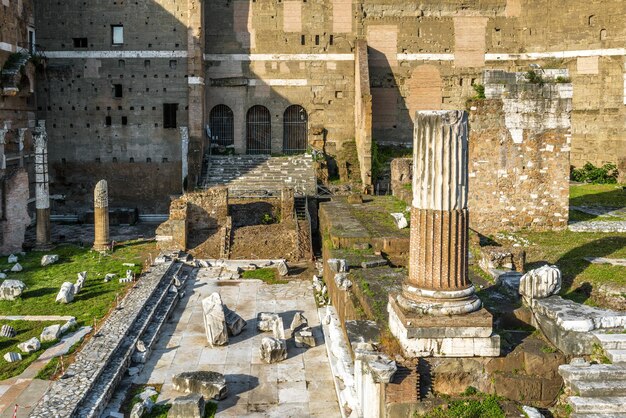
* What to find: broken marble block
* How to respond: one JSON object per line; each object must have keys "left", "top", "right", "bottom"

{"left": 367, "top": 355, "right": 397, "bottom": 383}
{"left": 0, "top": 280, "right": 26, "bottom": 301}
{"left": 41, "top": 254, "right": 59, "bottom": 267}
{"left": 74, "top": 271, "right": 87, "bottom": 294}
{"left": 522, "top": 406, "right": 544, "bottom": 418}
{"left": 129, "top": 402, "right": 145, "bottom": 418}
{"left": 327, "top": 258, "right": 348, "bottom": 273}
{"left": 257, "top": 312, "right": 280, "bottom": 332}
{"left": 104, "top": 273, "right": 116, "bottom": 282}
{"left": 10, "top": 263, "right": 23, "bottom": 272}
{"left": 294, "top": 327, "right": 315, "bottom": 348}
{"left": 172, "top": 371, "right": 228, "bottom": 400}
{"left": 312, "top": 275, "right": 323, "bottom": 292}
{"left": 168, "top": 393, "right": 206, "bottom": 418}
{"left": 276, "top": 260, "right": 289, "bottom": 276}
{"left": 334, "top": 273, "right": 352, "bottom": 290}
{"left": 55, "top": 282, "right": 75, "bottom": 304}
{"left": 59, "top": 318, "right": 77, "bottom": 335}
{"left": 260, "top": 337, "right": 287, "bottom": 363}
{"left": 272, "top": 316, "right": 285, "bottom": 340}
{"left": 125, "top": 269, "right": 134, "bottom": 280}
{"left": 223, "top": 304, "right": 246, "bottom": 336}
{"left": 7, "top": 254, "right": 18, "bottom": 264}
{"left": 290, "top": 312, "right": 308, "bottom": 332}
{"left": 202, "top": 293, "right": 228, "bottom": 346}
{"left": 0, "top": 325, "right": 16, "bottom": 338}
{"left": 18, "top": 337, "right": 41, "bottom": 354}
{"left": 390, "top": 212, "right": 408, "bottom": 229}
{"left": 40, "top": 324, "right": 61, "bottom": 342}
{"left": 4, "top": 352, "right": 21, "bottom": 362}
{"left": 519, "top": 265, "right": 562, "bottom": 301}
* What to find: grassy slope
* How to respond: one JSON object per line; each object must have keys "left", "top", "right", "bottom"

{"left": 0, "top": 320, "right": 60, "bottom": 380}
{"left": 0, "top": 242, "right": 155, "bottom": 326}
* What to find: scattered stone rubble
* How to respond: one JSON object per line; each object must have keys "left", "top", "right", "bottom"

{"left": 74, "top": 271, "right": 87, "bottom": 294}
{"left": 7, "top": 254, "right": 18, "bottom": 264}
{"left": 168, "top": 393, "right": 206, "bottom": 418}
{"left": 10, "top": 263, "right": 23, "bottom": 272}
{"left": 334, "top": 272, "right": 352, "bottom": 290}
{"left": 201, "top": 292, "right": 229, "bottom": 346}
{"left": 41, "top": 254, "right": 59, "bottom": 266}
{"left": 55, "top": 282, "right": 75, "bottom": 303}
{"left": 18, "top": 337, "right": 41, "bottom": 353}
{"left": 327, "top": 258, "right": 348, "bottom": 273}
{"left": 172, "top": 371, "right": 228, "bottom": 401}
{"left": 0, "top": 279, "right": 26, "bottom": 301}
{"left": 519, "top": 265, "right": 562, "bottom": 302}
{"left": 3, "top": 352, "right": 21, "bottom": 362}
{"left": 390, "top": 212, "right": 408, "bottom": 229}
{"left": 0, "top": 324, "right": 16, "bottom": 337}
{"left": 40, "top": 324, "right": 61, "bottom": 342}
{"left": 260, "top": 337, "right": 287, "bottom": 363}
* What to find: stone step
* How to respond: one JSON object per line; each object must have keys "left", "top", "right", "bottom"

{"left": 594, "top": 333, "right": 626, "bottom": 350}
{"left": 572, "top": 414, "right": 626, "bottom": 418}
{"left": 568, "top": 397, "right": 626, "bottom": 414}
{"left": 571, "top": 379, "right": 626, "bottom": 397}
{"left": 608, "top": 350, "right": 626, "bottom": 364}
{"left": 132, "top": 264, "right": 191, "bottom": 364}
{"left": 559, "top": 364, "right": 626, "bottom": 382}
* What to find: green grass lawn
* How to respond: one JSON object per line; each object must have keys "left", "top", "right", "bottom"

{"left": 241, "top": 268, "right": 286, "bottom": 285}
{"left": 0, "top": 320, "right": 61, "bottom": 380}
{"left": 569, "top": 184, "right": 626, "bottom": 222}
{"left": 515, "top": 230, "right": 626, "bottom": 303}
{"left": 0, "top": 241, "right": 156, "bottom": 326}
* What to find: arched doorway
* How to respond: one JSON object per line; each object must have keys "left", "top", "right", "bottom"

{"left": 246, "top": 105, "right": 271, "bottom": 154}
{"left": 209, "top": 105, "right": 234, "bottom": 147}
{"left": 282, "top": 105, "right": 308, "bottom": 154}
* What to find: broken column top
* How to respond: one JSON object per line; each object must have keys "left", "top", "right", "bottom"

{"left": 412, "top": 110, "right": 468, "bottom": 211}
{"left": 94, "top": 180, "right": 108, "bottom": 208}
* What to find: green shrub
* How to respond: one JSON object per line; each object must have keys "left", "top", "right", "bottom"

{"left": 571, "top": 162, "right": 618, "bottom": 184}
{"left": 261, "top": 213, "right": 275, "bottom": 224}
{"left": 555, "top": 76, "right": 571, "bottom": 83}
{"left": 472, "top": 84, "right": 486, "bottom": 100}
{"left": 524, "top": 70, "right": 544, "bottom": 85}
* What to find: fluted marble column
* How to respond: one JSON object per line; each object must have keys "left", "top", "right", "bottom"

{"left": 396, "top": 110, "right": 481, "bottom": 316}
{"left": 33, "top": 121, "right": 51, "bottom": 248}
{"left": 93, "top": 180, "right": 110, "bottom": 252}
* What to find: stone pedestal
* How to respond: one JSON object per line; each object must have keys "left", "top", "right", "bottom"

{"left": 93, "top": 180, "right": 110, "bottom": 252}
{"left": 388, "top": 110, "right": 499, "bottom": 357}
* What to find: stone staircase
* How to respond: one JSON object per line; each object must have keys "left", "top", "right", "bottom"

{"left": 199, "top": 154, "right": 317, "bottom": 196}
{"left": 29, "top": 259, "right": 194, "bottom": 418}
{"left": 559, "top": 332, "right": 626, "bottom": 417}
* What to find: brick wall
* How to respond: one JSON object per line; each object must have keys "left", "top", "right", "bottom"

{"left": 0, "top": 168, "right": 31, "bottom": 254}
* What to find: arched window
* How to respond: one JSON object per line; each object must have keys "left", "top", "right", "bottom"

{"left": 209, "top": 105, "right": 234, "bottom": 146}
{"left": 282, "top": 105, "right": 308, "bottom": 154}
{"left": 246, "top": 105, "right": 271, "bottom": 154}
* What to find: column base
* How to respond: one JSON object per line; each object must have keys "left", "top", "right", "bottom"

{"left": 93, "top": 243, "right": 111, "bottom": 252}
{"left": 397, "top": 284, "right": 482, "bottom": 316}
{"left": 388, "top": 295, "right": 500, "bottom": 357}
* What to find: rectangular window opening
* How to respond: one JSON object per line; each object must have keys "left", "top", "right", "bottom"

{"left": 121, "top": 116, "right": 128, "bottom": 125}
{"left": 105, "top": 116, "right": 112, "bottom": 126}
{"left": 112, "top": 25, "right": 124, "bottom": 45}
{"left": 163, "top": 103, "right": 178, "bottom": 129}
{"left": 301, "top": 35, "right": 305, "bottom": 45}
{"left": 73, "top": 37, "right": 88, "bottom": 48}
{"left": 113, "top": 84, "right": 123, "bottom": 98}
{"left": 315, "top": 35, "right": 320, "bottom": 45}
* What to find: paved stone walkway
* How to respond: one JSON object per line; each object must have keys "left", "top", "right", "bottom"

{"left": 134, "top": 276, "right": 341, "bottom": 417}
{"left": 0, "top": 326, "right": 91, "bottom": 418}
{"left": 568, "top": 220, "right": 626, "bottom": 233}
{"left": 0, "top": 316, "right": 75, "bottom": 322}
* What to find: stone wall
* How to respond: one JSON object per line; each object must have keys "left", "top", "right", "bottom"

{"left": 29, "top": 0, "right": 626, "bottom": 215}
{"left": 50, "top": 161, "right": 181, "bottom": 214}
{"left": 0, "top": 168, "right": 31, "bottom": 254}
{"left": 391, "top": 70, "right": 571, "bottom": 233}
